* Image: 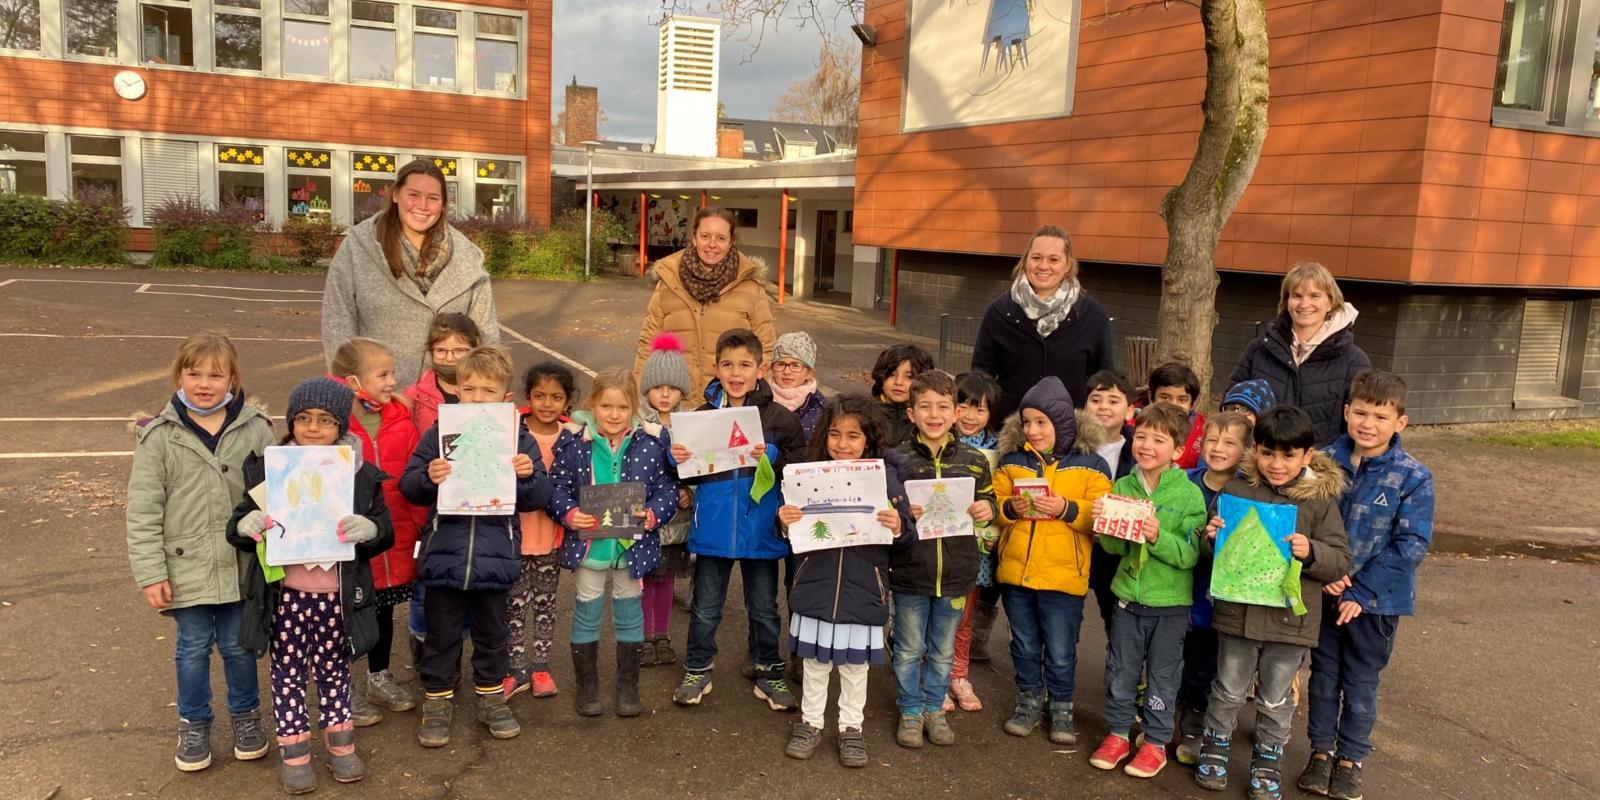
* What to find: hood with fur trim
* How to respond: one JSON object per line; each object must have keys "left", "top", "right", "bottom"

{"left": 1239, "top": 449, "right": 1347, "bottom": 503}
{"left": 997, "top": 408, "right": 1105, "bottom": 458}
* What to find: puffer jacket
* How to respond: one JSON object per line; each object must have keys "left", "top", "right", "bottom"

{"left": 1323, "top": 433, "right": 1434, "bottom": 617}
{"left": 680, "top": 379, "right": 808, "bottom": 560}
{"left": 404, "top": 370, "right": 451, "bottom": 436}
{"left": 350, "top": 398, "right": 426, "bottom": 589}
{"left": 888, "top": 435, "right": 999, "bottom": 597}
{"left": 1098, "top": 467, "right": 1207, "bottom": 608}
{"left": 125, "top": 395, "right": 276, "bottom": 611}
{"left": 787, "top": 453, "right": 916, "bottom": 626}
{"left": 633, "top": 250, "right": 777, "bottom": 398}
{"left": 1230, "top": 313, "right": 1372, "bottom": 447}
{"left": 548, "top": 419, "right": 680, "bottom": 580}
{"left": 993, "top": 413, "right": 1114, "bottom": 596}
{"left": 227, "top": 451, "right": 395, "bottom": 658}
{"left": 1209, "top": 452, "right": 1352, "bottom": 648}
{"left": 399, "top": 421, "right": 554, "bottom": 591}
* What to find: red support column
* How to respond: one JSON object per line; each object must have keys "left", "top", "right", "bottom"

{"left": 777, "top": 191, "right": 789, "bottom": 305}
{"left": 700, "top": 190, "right": 707, "bottom": 209}
{"left": 889, "top": 249, "right": 900, "bottom": 327}
{"left": 638, "top": 192, "right": 647, "bottom": 276}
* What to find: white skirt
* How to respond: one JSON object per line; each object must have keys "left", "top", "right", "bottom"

{"left": 788, "top": 613, "right": 886, "bottom": 666}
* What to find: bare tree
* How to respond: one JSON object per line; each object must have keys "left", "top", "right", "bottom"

{"left": 552, "top": 105, "right": 611, "bottom": 146}
{"left": 658, "top": 0, "right": 865, "bottom": 59}
{"left": 771, "top": 33, "right": 860, "bottom": 146}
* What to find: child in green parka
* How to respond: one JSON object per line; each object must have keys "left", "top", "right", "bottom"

{"left": 1087, "top": 402, "right": 1207, "bottom": 780}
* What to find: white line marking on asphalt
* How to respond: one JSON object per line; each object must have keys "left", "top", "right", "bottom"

{"left": 498, "top": 323, "right": 597, "bottom": 377}
{"left": 0, "top": 451, "right": 134, "bottom": 459}
{"left": 0, "top": 332, "right": 320, "bottom": 342}
{"left": 0, "top": 279, "right": 15, "bottom": 289}
{"left": 3, "top": 277, "right": 322, "bottom": 293}
{"left": 63, "top": 366, "right": 175, "bottom": 401}
{"left": 134, "top": 285, "right": 322, "bottom": 303}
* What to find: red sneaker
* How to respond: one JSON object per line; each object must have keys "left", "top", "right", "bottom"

{"left": 1124, "top": 742, "right": 1168, "bottom": 779}
{"left": 530, "top": 671, "right": 559, "bottom": 698}
{"left": 1089, "top": 734, "right": 1132, "bottom": 770}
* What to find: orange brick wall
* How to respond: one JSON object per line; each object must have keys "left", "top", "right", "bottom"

{"left": 854, "top": 0, "right": 1600, "bottom": 290}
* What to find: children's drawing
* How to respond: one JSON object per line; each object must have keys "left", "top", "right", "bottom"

{"left": 1011, "top": 477, "right": 1055, "bottom": 520}
{"left": 783, "top": 460, "right": 894, "bottom": 554}
{"left": 906, "top": 477, "right": 977, "bottom": 540}
{"left": 579, "top": 482, "right": 647, "bottom": 540}
{"left": 671, "top": 406, "right": 766, "bottom": 479}
{"left": 1211, "top": 494, "right": 1304, "bottom": 613}
{"left": 263, "top": 445, "right": 356, "bottom": 566}
{"left": 438, "top": 403, "right": 518, "bottom": 516}
{"left": 1093, "top": 494, "right": 1156, "bottom": 542}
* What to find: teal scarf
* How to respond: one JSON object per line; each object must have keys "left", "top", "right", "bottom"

{"left": 581, "top": 416, "right": 634, "bottom": 570}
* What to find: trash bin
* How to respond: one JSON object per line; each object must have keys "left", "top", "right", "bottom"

{"left": 616, "top": 251, "right": 638, "bottom": 277}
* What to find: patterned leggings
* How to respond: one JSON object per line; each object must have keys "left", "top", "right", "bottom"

{"left": 506, "top": 552, "right": 561, "bottom": 671}
{"left": 270, "top": 589, "right": 351, "bottom": 737}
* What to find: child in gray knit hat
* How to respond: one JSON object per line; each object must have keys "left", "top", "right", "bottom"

{"left": 770, "top": 331, "right": 825, "bottom": 440}
{"left": 638, "top": 332, "right": 695, "bottom": 666}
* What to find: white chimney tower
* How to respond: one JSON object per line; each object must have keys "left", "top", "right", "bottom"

{"left": 655, "top": 15, "right": 720, "bottom": 158}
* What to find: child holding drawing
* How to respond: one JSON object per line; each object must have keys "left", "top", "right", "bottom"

{"left": 548, "top": 368, "right": 679, "bottom": 718}
{"left": 126, "top": 333, "right": 276, "bottom": 774}
{"left": 636, "top": 333, "right": 697, "bottom": 667}
{"left": 778, "top": 394, "right": 913, "bottom": 767}
{"left": 227, "top": 377, "right": 395, "bottom": 793}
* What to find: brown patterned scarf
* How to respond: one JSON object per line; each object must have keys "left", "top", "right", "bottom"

{"left": 678, "top": 244, "right": 742, "bottom": 306}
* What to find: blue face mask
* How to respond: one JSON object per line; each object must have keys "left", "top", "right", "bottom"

{"left": 177, "top": 389, "right": 234, "bottom": 417}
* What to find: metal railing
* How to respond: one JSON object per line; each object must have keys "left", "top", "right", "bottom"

{"left": 937, "top": 313, "right": 982, "bottom": 373}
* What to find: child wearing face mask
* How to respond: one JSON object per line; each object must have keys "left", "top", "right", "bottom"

{"left": 331, "top": 337, "right": 427, "bottom": 725}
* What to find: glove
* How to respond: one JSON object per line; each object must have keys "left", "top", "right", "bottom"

{"left": 237, "top": 510, "right": 269, "bottom": 542}
{"left": 336, "top": 515, "right": 378, "bottom": 544}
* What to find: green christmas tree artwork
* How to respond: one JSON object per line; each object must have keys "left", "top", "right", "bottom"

{"left": 810, "top": 519, "right": 832, "bottom": 542}
{"left": 1210, "top": 495, "right": 1301, "bottom": 610}
{"left": 437, "top": 404, "right": 516, "bottom": 515}
{"left": 601, "top": 509, "right": 614, "bottom": 527}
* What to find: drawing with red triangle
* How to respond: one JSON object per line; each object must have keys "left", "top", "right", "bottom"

{"left": 728, "top": 422, "right": 750, "bottom": 448}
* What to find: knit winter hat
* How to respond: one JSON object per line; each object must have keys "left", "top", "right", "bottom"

{"left": 641, "top": 332, "right": 694, "bottom": 396}
{"left": 773, "top": 331, "right": 818, "bottom": 369}
{"left": 1221, "top": 378, "right": 1276, "bottom": 416}
{"left": 287, "top": 377, "right": 355, "bottom": 438}
{"left": 1019, "top": 376, "right": 1078, "bottom": 452}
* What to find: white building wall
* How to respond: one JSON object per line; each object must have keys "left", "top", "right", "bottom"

{"left": 655, "top": 16, "right": 720, "bottom": 158}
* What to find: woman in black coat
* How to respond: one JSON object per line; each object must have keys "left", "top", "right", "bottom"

{"left": 1230, "top": 261, "right": 1371, "bottom": 447}
{"left": 971, "top": 225, "right": 1114, "bottom": 422}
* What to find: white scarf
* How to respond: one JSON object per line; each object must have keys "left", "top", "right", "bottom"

{"left": 769, "top": 379, "right": 818, "bottom": 413}
{"left": 1010, "top": 275, "right": 1080, "bottom": 338}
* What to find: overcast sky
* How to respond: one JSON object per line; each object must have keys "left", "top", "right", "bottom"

{"left": 551, "top": 0, "right": 852, "bottom": 141}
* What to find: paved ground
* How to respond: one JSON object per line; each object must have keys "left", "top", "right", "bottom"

{"left": 0, "top": 266, "right": 1596, "bottom": 800}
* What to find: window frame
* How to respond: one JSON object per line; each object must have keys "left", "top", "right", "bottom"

{"left": 348, "top": 0, "right": 396, "bottom": 85}
{"left": 1493, "top": 0, "right": 1600, "bottom": 137}
{"left": 281, "top": 0, "right": 331, "bottom": 79}
{"left": 470, "top": 156, "right": 519, "bottom": 219}
{"left": 350, "top": 149, "right": 396, "bottom": 222}
{"left": 472, "top": 10, "right": 519, "bottom": 96}
{"left": 62, "top": 0, "right": 121, "bottom": 63}
{"left": 68, "top": 133, "right": 124, "bottom": 204}
{"left": 215, "top": 142, "right": 268, "bottom": 219}
{"left": 139, "top": 0, "right": 198, "bottom": 69}
{"left": 411, "top": 4, "right": 460, "bottom": 91}
{"left": 284, "top": 146, "right": 333, "bottom": 219}
{"left": 0, "top": 0, "right": 44, "bottom": 55}
{"left": 212, "top": 0, "right": 266, "bottom": 75}
{"left": 0, "top": 128, "right": 50, "bottom": 197}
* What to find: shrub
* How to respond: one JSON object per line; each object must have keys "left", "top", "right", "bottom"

{"left": 279, "top": 215, "right": 346, "bottom": 268}
{"left": 0, "top": 194, "right": 55, "bottom": 261}
{"left": 457, "top": 214, "right": 537, "bottom": 276}
{"left": 149, "top": 196, "right": 261, "bottom": 268}
{"left": 52, "top": 189, "right": 130, "bottom": 265}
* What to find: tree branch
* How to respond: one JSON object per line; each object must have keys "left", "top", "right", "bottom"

{"left": 655, "top": 0, "right": 864, "bottom": 61}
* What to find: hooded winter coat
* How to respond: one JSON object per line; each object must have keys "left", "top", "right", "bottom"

{"left": 1322, "top": 434, "right": 1434, "bottom": 617}
{"left": 888, "top": 434, "right": 999, "bottom": 597}
{"left": 971, "top": 288, "right": 1115, "bottom": 424}
{"left": 992, "top": 378, "right": 1114, "bottom": 596}
{"left": 1229, "top": 311, "right": 1371, "bottom": 447}
{"left": 125, "top": 396, "right": 276, "bottom": 611}
{"left": 322, "top": 216, "right": 500, "bottom": 387}
{"left": 633, "top": 250, "right": 777, "bottom": 398}
{"left": 1209, "top": 452, "right": 1352, "bottom": 648}
{"left": 679, "top": 378, "right": 808, "bottom": 560}
{"left": 349, "top": 397, "right": 426, "bottom": 589}
{"left": 547, "top": 419, "right": 680, "bottom": 580}
{"left": 227, "top": 451, "right": 395, "bottom": 658}
{"left": 786, "top": 451, "right": 916, "bottom": 627}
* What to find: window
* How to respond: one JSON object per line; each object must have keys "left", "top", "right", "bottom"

{"left": 475, "top": 13, "right": 518, "bottom": 93}
{"left": 0, "top": 130, "right": 47, "bottom": 196}
{"left": 473, "top": 159, "right": 517, "bottom": 218}
{"left": 843, "top": 210, "right": 853, "bottom": 234}
{"left": 284, "top": 0, "right": 330, "bottom": 77}
{"left": 142, "top": 3, "right": 195, "bottom": 66}
{"left": 351, "top": 0, "right": 396, "bottom": 82}
{"left": 1494, "top": 1, "right": 1600, "bottom": 132}
{"left": 216, "top": 143, "right": 266, "bottom": 218}
{"left": 414, "top": 7, "right": 457, "bottom": 88}
{"left": 286, "top": 148, "right": 332, "bottom": 218}
{"left": 0, "top": 0, "right": 41, "bottom": 51}
{"left": 70, "top": 135, "right": 122, "bottom": 204}
{"left": 422, "top": 155, "right": 459, "bottom": 208}
{"left": 1515, "top": 299, "right": 1574, "bottom": 402}
{"left": 214, "top": 0, "right": 263, "bottom": 71}
{"left": 730, "top": 208, "right": 758, "bottom": 227}
{"left": 351, "top": 150, "right": 395, "bottom": 221}
{"left": 64, "top": 0, "right": 117, "bottom": 58}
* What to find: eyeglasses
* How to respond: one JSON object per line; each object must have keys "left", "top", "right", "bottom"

{"left": 772, "top": 361, "right": 809, "bottom": 372}
{"left": 293, "top": 412, "right": 340, "bottom": 429}
{"left": 431, "top": 347, "right": 472, "bottom": 360}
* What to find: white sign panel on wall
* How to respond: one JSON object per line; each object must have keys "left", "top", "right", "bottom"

{"left": 903, "top": 0, "right": 1081, "bottom": 132}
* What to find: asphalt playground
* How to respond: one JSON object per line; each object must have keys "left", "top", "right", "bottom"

{"left": 0, "top": 265, "right": 1595, "bottom": 800}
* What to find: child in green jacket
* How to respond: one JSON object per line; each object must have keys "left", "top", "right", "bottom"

{"left": 1087, "top": 403, "right": 1207, "bottom": 780}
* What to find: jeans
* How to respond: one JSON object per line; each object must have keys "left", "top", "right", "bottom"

{"left": 1001, "top": 585, "right": 1085, "bottom": 702}
{"left": 172, "top": 601, "right": 259, "bottom": 724}
{"left": 891, "top": 593, "right": 963, "bottom": 715}
{"left": 1103, "top": 607, "right": 1188, "bottom": 746}
{"left": 684, "top": 556, "right": 781, "bottom": 673}
{"left": 1205, "top": 632, "right": 1306, "bottom": 747}
{"left": 1308, "top": 598, "right": 1399, "bottom": 762}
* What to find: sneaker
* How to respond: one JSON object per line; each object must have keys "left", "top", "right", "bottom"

{"left": 1089, "top": 734, "right": 1132, "bottom": 770}
{"left": 174, "top": 719, "right": 212, "bottom": 772}
{"left": 923, "top": 711, "right": 956, "bottom": 746}
{"left": 350, "top": 686, "right": 384, "bottom": 727}
{"left": 368, "top": 669, "right": 417, "bottom": 712}
{"left": 1247, "top": 742, "right": 1285, "bottom": 800}
{"left": 1195, "top": 730, "right": 1232, "bottom": 791}
{"left": 1328, "top": 758, "right": 1363, "bottom": 800}
{"left": 653, "top": 635, "right": 677, "bottom": 666}
{"left": 837, "top": 726, "right": 868, "bottom": 768}
{"left": 530, "top": 671, "right": 559, "bottom": 698}
{"left": 753, "top": 666, "right": 798, "bottom": 712}
{"left": 1297, "top": 750, "right": 1334, "bottom": 795}
{"left": 639, "top": 638, "right": 659, "bottom": 667}
{"left": 477, "top": 692, "right": 521, "bottom": 739}
{"left": 1176, "top": 732, "right": 1202, "bottom": 766}
{"left": 504, "top": 667, "right": 532, "bottom": 699}
{"left": 740, "top": 659, "right": 758, "bottom": 680}
{"left": 1003, "top": 690, "right": 1045, "bottom": 737}
{"left": 673, "top": 671, "right": 713, "bottom": 706}
{"left": 416, "top": 697, "right": 452, "bottom": 748}
{"left": 949, "top": 677, "right": 982, "bottom": 712}
{"left": 1125, "top": 742, "right": 1168, "bottom": 778}
{"left": 895, "top": 713, "right": 925, "bottom": 749}
{"left": 230, "top": 709, "right": 269, "bottom": 760}
{"left": 785, "top": 721, "right": 822, "bottom": 760}
{"left": 1047, "top": 701, "right": 1077, "bottom": 745}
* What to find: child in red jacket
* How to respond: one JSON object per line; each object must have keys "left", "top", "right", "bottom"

{"left": 1148, "top": 363, "right": 1206, "bottom": 470}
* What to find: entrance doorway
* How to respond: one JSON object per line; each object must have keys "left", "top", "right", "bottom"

{"left": 815, "top": 210, "right": 838, "bottom": 292}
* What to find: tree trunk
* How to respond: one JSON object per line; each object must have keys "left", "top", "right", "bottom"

{"left": 1156, "top": 0, "right": 1270, "bottom": 406}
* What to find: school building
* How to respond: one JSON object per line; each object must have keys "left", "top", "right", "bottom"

{"left": 0, "top": 0, "right": 553, "bottom": 247}
{"left": 852, "top": 0, "right": 1600, "bottom": 424}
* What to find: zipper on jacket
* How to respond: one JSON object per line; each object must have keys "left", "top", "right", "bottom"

{"left": 933, "top": 444, "right": 946, "bottom": 596}
{"left": 830, "top": 553, "right": 844, "bottom": 619}
{"left": 462, "top": 517, "right": 477, "bottom": 589}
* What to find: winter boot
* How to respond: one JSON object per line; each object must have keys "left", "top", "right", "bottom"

{"left": 1047, "top": 700, "right": 1077, "bottom": 745}
{"left": 571, "top": 642, "right": 603, "bottom": 717}
{"left": 1195, "top": 730, "right": 1232, "bottom": 791}
{"left": 1003, "top": 689, "right": 1046, "bottom": 737}
{"left": 968, "top": 599, "right": 998, "bottom": 661}
{"left": 349, "top": 680, "right": 384, "bottom": 727}
{"left": 616, "top": 642, "right": 643, "bottom": 717}
{"left": 1247, "top": 741, "right": 1285, "bottom": 800}
{"left": 278, "top": 738, "right": 316, "bottom": 795}
{"left": 324, "top": 728, "right": 365, "bottom": 783}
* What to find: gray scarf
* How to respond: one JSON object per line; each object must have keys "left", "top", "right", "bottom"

{"left": 1010, "top": 275, "right": 1080, "bottom": 338}
{"left": 400, "top": 232, "right": 455, "bottom": 296}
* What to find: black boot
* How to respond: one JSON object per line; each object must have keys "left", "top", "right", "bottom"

{"left": 616, "top": 642, "right": 643, "bottom": 718}
{"left": 969, "top": 599, "right": 998, "bottom": 661}
{"left": 571, "top": 642, "right": 602, "bottom": 717}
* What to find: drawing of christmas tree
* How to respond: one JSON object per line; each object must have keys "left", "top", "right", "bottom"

{"left": 810, "top": 519, "right": 831, "bottom": 542}
{"left": 601, "top": 510, "right": 614, "bottom": 527}
{"left": 922, "top": 483, "right": 958, "bottom": 521}
{"left": 728, "top": 422, "right": 749, "bottom": 448}
{"left": 1212, "top": 507, "right": 1288, "bottom": 605}
{"left": 445, "top": 411, "right": 510, "bottom": 505}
